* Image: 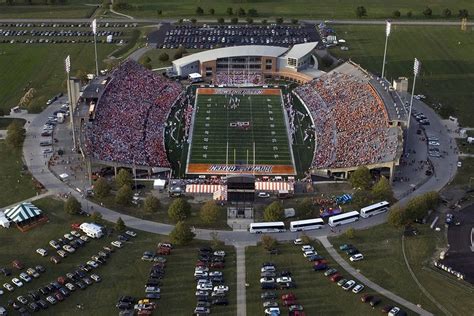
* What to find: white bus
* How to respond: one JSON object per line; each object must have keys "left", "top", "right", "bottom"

{"left": 328, "top": 211, "right": 360, "bottom": 227}
{"left": 249, "top": 222, "right": 286, "bottom": 234}
{"left": 290, "top": 218, "right": 325, "bottom": 232}
{"left": 360, "top": 201, "right": 390, "bottom": 218}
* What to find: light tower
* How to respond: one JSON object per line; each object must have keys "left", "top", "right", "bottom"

{"left": 407, "top": 58, "right": 421, "bottom": 130}
{"left": 381, "top": 20, "right": 391, "bottom": 79}
{"left": 65, "top": 55, "right": 77, "bottom": 149}
{"left": 92, "top": 19, "right": 99, "bottom": 77}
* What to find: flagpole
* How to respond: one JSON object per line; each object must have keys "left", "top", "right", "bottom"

{"left": 381, "top": 20, "right": 391, "bottom": 79}
{"left": 92, "top": 19, "right": 99, "bottom": 77}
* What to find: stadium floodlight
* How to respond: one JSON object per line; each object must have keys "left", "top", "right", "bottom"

{"left": 381, "top": 20, "right": 392, "bottom": 80}
{"left": 64, "top": 55, "right": 71, "bottom": 74}
{"left": 92, "top": 19, "right": 99, "bottom": 76}
{"left": 408, "top": 58, "right": 421, "bottom": 130}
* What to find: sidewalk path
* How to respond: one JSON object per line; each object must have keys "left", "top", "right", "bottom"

{"left": 235, "top": 244, "right": 248, "bottom": 316}
{"left": 0, "top": 192, "right": 53, "bottom": 211}
{"left": 318, "top": 236, "right": 434, "bottom": 316}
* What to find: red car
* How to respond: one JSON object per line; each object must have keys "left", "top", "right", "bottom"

{"left": 314, "top": 259, "right": 328, "bottom": 265}
{"left": 281, "top": 293, "right": 296, "bottom": 301}
{"left": 195, "top": 261, "right": 208, "bottom": 267}
{"left": 11, "top": 260, "right": 24, "bottom": 270}
{"left": 157, "top": 247, "right": 171, "bottom": 255}
{"left": 290, "top": 312, "right": 306, "bottom": 316}
{"left": 57, "top": 276, "right": 67, "bottom": 285}
{"left": 54, "top": 292, "right": 64, "bottom": 302}
{"left": 210, "top": 262, "right": 225, "bottom": 269}
{"left": 360, "top": 294, "right": 373, "bottom": 303}
{"left": 330, "top": 274, "right": 343, "bottom": 282}
{"left": 283, "top": 299, "right": 298, "bottom": 307}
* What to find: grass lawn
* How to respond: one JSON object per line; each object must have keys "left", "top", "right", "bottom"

{"left": 0, "top": 4, "right": 97, "bottom": 19}
{"left": 329, "top": 224, "right": 474, "bottom": 315}
{"left": 457, "top": 138, "right": 474, "bottom": 155}
{"left": 112, "top": 0, "right": 474, "bottom": 20}
{"left": 0, "top": 140, "right": 37, "bottom": 208}
{"left": 451, "top": 157, "right": 474, "bottom": 187}
{"left": 330, "top": 25, "right": 474, "bottom": 126}
{"left": 0, "top": 197, "right": 236, "bottom": 315}
{"left": 246, "top": 241, "right": 400, "bottom": 315}
{"left": 0, "top": 44, "right": 117, "bottom": 114}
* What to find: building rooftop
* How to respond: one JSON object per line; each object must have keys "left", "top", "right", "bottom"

{"left": 283, "top": 42, "right": 318, "bottom": 60}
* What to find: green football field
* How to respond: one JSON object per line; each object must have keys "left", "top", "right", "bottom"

{"left": 187, "top": 88, "right": 295, "bottom": 174}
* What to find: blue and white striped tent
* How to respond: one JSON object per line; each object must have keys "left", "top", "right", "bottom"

{"left": 4, "top": 202, "right": 42, "bottom": 223}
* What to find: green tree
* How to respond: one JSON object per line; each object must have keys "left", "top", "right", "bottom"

{"left": 173, "top": 45, "right": 187, "bottom": 60}
{"left": 199, "top": 201, "right": 221, "bottom": 225}
{"left": 406, "top": 11, "right": 413, "bottom": 18}
{"left": 423, "top": 7, "right": 432, "bottom": 17}
{"left": 261, "top": 235, "right": 277, "bottom": 250}
{"left": 0, "top": 109, "right": 5, "bottom": 117}
{"left": 93, "top": 177, "right": 110, "bottom": 198}
{"left": 442, "top": 8, "right": 452, "bottom": 18}
{"left": 264, "top": 201, "right": 284, "bottom": 221}
{"left": 168, "top": 198, "right": 191, "bottom": 222}
{"left": 247, "top": 8, "right": 258, "bottom": 17}
{"left": 217, "top": 17, "right": 225, "bottom": 24}
{"left": 210, "top": 231, "right": 224, "bottom": 249}
{"left": 158, "top": 52, "right": 169, "bottom": 62}
{"left": 393, "top": 10, "right": 401, "bottom": 18}
{"left": 226, "top": 7, "right": 233, "bottom": 16}
{"left": 458, "top": 9, "right": 469, "bottom": 18}
{"left": 156, "top": 9, "right": 162, "bottom": 15}
{"left": 195, "top": 6, "right": 204, "bottom": 15}
{"left": 291, "top": 18, "right": 299, "bottom": 24}
{"left": 351, "top": 189, "right": 372, "bottom": 209}
{"left": 75, "top": 69, "right": 89, "bottom": 84}
{"left": 387, "top": 205, "right": 406, "bottom": 227}
{"left": 209, "top": 8, "right": 215, "bottom": 15}
{"left": 191, "top": 18, "right": 197, "bottom": 24}
{"left": 231, "top": 17, "right": 238, "bottom": 24}
{"left": 246, "top": 17, "right": 254, "bottom": 24}
{"left": 275, "top": 17, "right": 284, "bottom": 24}
{"left": 5, "top": 121, "right": 25, "bottom": 148}
{"left": 261, "top": 19, "right": 267, "bottom": 24}
{"left": 6, "top": 0, "right": 14, "bottom": 5}
{"left": 139, "top": 56, "right": 152, "bottom": 69}
{"left": 371, "top": 176, "right": 394, "bottom": 202}
{"left": 64, "top": 196, "right": 81, "bottom": 215}
{"left": 349, "top": 166, "right": 372, "bottom": 190}
{"left": 238, "top": 7, "right": 246, "bottom": 16}
{"left": 345, "top": 227, "right": 356, "bottom": 239}
{"left": 90, "top": 211, "right": 103, "bottom": 224}
{"left": 144, "top": 195, "right": 160, "bottom": 213}
{"left": 115, "top": 185, "right": 133, "bottom": 206}
{"left": 115, "top": 217, "right": 126, "bottom": 232}
{"left": 355, "top": 6, "right": 367, "bottom": 18}
{"left": 169, "top": 221, "right": 195, "bottom": 245}
{"left": 177, "top": 18, "right": 183, "bottom": 24}
{"left": 297, "top": 197, "right": 314, "bottom": 218}
{"left": 115, "top": 169, "right": 132, "bottom": 188}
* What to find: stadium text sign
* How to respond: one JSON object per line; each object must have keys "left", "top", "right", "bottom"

{"left": 187, "top": 163, "right": 296, "bottom": 175}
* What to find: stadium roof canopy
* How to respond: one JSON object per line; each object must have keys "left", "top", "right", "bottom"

{"left": 173, "top": 45, "right": 289, "bottom": 67}
{"left": 284, "top": 42, "right": 319, "bottom": 60}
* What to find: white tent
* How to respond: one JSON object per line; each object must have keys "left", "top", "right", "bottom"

{"left": 4, "top": 202, "right": 42, "bottom": 224}
{"left": 0, "top": 211, "right": 10, "bottom": 228}
{"left": 153, "top": 179, "right": 166, "bottom": 190}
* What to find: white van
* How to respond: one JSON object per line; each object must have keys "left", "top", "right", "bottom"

{"left": 349, "top": 253, "right": 364, "bottom": 262}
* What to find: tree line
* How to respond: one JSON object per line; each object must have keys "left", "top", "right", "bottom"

{"left": 356, "top": 6, "right": 469, "bottom": 19}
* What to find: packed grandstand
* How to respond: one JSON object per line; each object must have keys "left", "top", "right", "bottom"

{"left": 83, "top": 56, "right": 400, "bottom": 177}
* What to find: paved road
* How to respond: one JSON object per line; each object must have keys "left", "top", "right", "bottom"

{"left": 0, "top": 17, "right": 472, "bottom": 26}
{"left": 318, "top": 236, "right": 433, "bottom": 316}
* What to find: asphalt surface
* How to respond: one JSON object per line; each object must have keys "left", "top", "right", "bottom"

{"left": 442, "top": 204, "right": 474, "bottom": 283}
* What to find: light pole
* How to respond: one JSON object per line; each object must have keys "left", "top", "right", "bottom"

{"left": 65, "top": 55, "right": 77, "bottom": 150}
{"left": 381, "top": 20, "right": 391, "bottom": 79}
{"left": 407, "top": 58, "right": 421, "bottom": 130}
{"left": 92, "top": 19, "right": 99, "bottom": 77}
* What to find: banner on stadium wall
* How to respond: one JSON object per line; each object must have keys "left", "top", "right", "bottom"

{"left": 186, "top": 163, "right": 296, "bottom": 176}
{"left": 255, "top": 181, "right": 294, "bottom": 192}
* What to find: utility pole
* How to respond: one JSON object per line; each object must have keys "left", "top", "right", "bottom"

{"left": 407, "top": 58, "right": 421, "bottom": 130}
{"left": 381, "top": 20, "right": 391, "bottom": 79}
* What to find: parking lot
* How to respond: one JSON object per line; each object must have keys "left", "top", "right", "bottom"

{"left": 246, "top": 240, "right": 401, "bottom": 315}
{"left": 159, "top": 23, "right": 320, "bottom": 49}
{"left": 0, "top": 22, "right": 136, "bottom": 44}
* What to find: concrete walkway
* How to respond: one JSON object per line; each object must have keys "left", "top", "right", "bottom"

{"left": 1, "top": 192, "right": 53, "bottom": 211}
{"left": 235, "top": 244, "right": 247, "bottom": 316}
{"left": 318, "top": 236, "right": 434, "bottom": 316}
{"left": 109, "top": 0, "right": 135, "bottom": 20}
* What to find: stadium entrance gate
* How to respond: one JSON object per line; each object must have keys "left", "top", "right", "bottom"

{"left": 226, "top": 174, "right": 255, "bottom": 220}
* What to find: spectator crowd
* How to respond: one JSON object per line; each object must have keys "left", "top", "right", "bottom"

{"left": 294, "top": 72, "right": 397, "bottom": 169}
{"left": 85, "top": 60, "right": 183, "bottom": 167}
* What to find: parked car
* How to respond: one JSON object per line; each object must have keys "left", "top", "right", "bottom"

{"left": 370, "top": 297, "right": 381, "bottom": 307}
{"left": 293, "top": 238, "right": 303, "bottom": 245}
{"left": 342, "top": 280, "right": 356, "bottom": 290}
{"left": 36, "top": 248, "right": 48, "bottom": 257}
{"left": 324, "top": 268, "right": 338, "bottom": 277}
{"left": 3, "top": 283, "right": 14, "bottom": 292}
{"left": 11, "top": 278, "right": 24, "bottom": 287}
{"left": 349, "top": 253, "right": 364, "bottom": 262}
{"left": 360, "top": 294, "right": 373, "bottom": 303}
{"left": 111, "top": 241, "right": 123, "bottom": 248}
{"left": 125, "top": 230, "right": 137, "bottom": 237}
{"left": 50, "top": 256, "right": 61, "bottom": 264}
{"left": 212, "top": 297, "right": 229, "bottom": 305}
{"left": 352, "top": 284, "right": 364, "bottom": 293}
{"left": 26, "top": 268, "right": 39, "bottom": 279}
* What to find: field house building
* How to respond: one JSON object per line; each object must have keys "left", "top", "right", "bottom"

{"left": 171, "top": 42, "right": 319, "bottom": 83}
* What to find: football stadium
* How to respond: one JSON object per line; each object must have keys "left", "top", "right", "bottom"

{"left": 82, "top": 39, "right": 404, "bottom": 182}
